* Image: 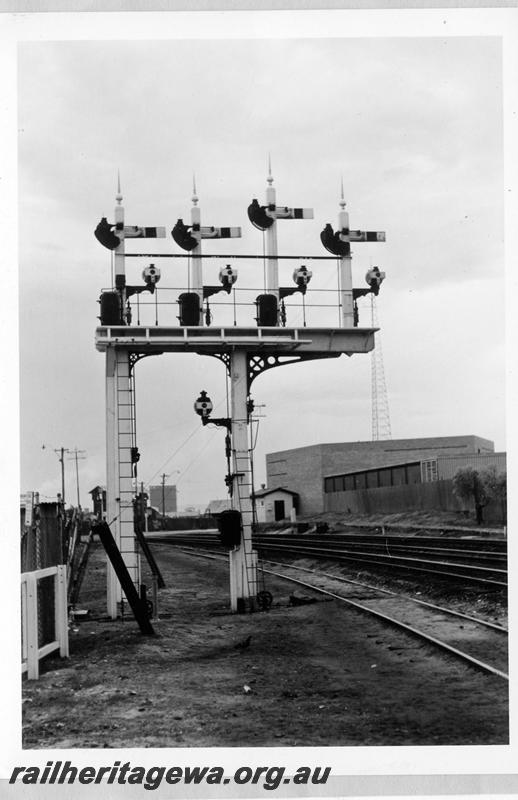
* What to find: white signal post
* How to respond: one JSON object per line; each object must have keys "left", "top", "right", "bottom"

{"left": 265, "top": 161, "right": 279, "bottom": 298}
{"left": 264, "top": 159, "right": 314, "bottom": 307}
{"left": 229, "top": 351, "right": 257, "bottom": 611}
{"left": 105, "top": 348, "right": 139, "bottom": 618}
{"left": 324, "top": 181, "right": 385, "bottom": 328}
{"left": 106, "top": 177, "right": 139, "bottom": 618}
{"left": 190, "top": 177, "right": 204, "bottom": 324}
{"left": 114, "top": 173, "right": 126, "bottom": 299}
{"left": 185, "top": 178, "right": 242, "bottom": 326}
{"left": 338, "top": 181, "right": 354, "bottom": 328}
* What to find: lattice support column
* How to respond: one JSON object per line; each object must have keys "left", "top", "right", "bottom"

{"left": 229, "top": 349, "right": 257, "bottom": 611}
{"left": 105, "top": 347, "right": 139, "bottom": 618}
{"left": 370, "top": 295, "right": 392, "bottom": 441}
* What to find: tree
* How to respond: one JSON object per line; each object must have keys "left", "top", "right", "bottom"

{"left": 479, "top": 466, "right": 507, "bottom": 524}
{"left": 452, "top": 466, "right": 506, "bottom": 525}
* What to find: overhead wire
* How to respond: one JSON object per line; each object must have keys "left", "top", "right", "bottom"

{"left": 172, "top": 427, "right": 222, "bottom": 486}
{"left": 145, "top": 418, "right": 210, "bottom": 487}
{"left": 143, "top": 369, "right": 248, "bottom": 487}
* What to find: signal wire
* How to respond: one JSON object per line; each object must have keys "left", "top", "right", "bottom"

{"left": 144, "top": 381, "right": 236, "bottom": 487}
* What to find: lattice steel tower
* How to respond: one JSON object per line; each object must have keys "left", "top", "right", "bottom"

{"left": 370, "top": 293, "right": 392, "bottom": 440}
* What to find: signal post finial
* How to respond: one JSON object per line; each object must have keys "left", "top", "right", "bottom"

{"left": 340, "top": 176, "right": 346, "bottom": 210}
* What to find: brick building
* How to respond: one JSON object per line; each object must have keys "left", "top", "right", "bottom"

{"left": 266, "top": 435, "right": 494, "bottom": 515}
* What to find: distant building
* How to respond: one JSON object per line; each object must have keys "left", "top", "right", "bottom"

{"left": 253, "top": 487, "right": 299, "bottom": 523}
{"left": 324, "top": 451, "right": 506, "bottom": 497}
{"left": 149, "top": 484, "right": 177, "bottom": 515}
{"left": 89, "top": 486, "right": 106, "bottom": 520}
{"left": 205, "top": 499, "right": 232, "bottom": 517}
{"left": 421, "top": 452, "right": 506, "bottom": 482}
{"left": 180, "top": 505, "right": 201, "bottom": 517}
{"left": 266, "top": 435, "right": 495, "bottom": 515}
{"left": 323, "top": 450, "right": 506, "bottom": 520}
{"left": 20, "top": 491, "right": 39, "bottom": 528}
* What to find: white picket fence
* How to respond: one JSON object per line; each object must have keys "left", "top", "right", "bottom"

{"left": 21, "top": 565, "right": 69, "bottom": 680}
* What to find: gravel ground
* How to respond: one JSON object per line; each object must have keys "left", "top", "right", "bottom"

{"left": 22, "top": 542, "right": 508, "bottom": 748}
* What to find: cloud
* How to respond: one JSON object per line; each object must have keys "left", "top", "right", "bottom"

{"left": 17, "top": 35, "right": 506, "bottom": 505}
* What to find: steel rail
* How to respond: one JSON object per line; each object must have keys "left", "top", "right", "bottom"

{"left": 163, "top": 544, "right": 508, "bottom": 681}
{"left": 256, "top": 533, "right": 507, "bottom": 555}
{"left": 147, "top": 532, "right": 508, "bottom": 586}
{"left": 159, "top": 542, "right": 507, "bottom": 632}
{"left": 257, "top": 531, "right": 507, "bottom": 546}
{"left": 154, "top": 531, "right": 507, "bottom": 555}
{"left": 148, "top": 530, "right": 507, "bottom": 548}
{"left": 262, "top": 568, "right": 509, "bottom": 681}
{"left": 261, "top": 558, "right": 508, "bottom": 633}
{"left": 258, "top": 541, "right": 507, "bottom": 572}
{"left": 250, "top": 541, "right": 508, "bottom": 586}
{"left": 257, "top": 538, "right": 507, "bottom": 564}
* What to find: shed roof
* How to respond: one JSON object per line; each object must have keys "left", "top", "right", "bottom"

{"left": 252, "top": 487, "right": 299, "bottom": 499}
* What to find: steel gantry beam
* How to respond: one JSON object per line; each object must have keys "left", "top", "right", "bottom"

{"left": 96, "top": 326, "right": 376, "bottom": 614}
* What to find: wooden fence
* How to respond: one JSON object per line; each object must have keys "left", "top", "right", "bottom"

{"left": 21, "top": 565, "right": 69, "bottom": 680}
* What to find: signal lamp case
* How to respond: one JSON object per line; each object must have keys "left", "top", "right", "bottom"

{"left": 255, "top": 294, "right": 278, "bottom": 327}
{"left": 99, "top": 291, "right": 123, "bottom": 325}
{"left": 217, "top": 509, "right": 243, "bottom": 549}
{"left": 178, "top": 292, "right": 201, "bottom": 326}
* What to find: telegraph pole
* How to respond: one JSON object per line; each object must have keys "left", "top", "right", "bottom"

{"left": 160, "top": 473, "right": 169, "bottom": 527}
{"left": 68, "top": 448, "right": 86, "bottom": 509}
{"left": 54, "top": 447, "right": 69, "bottom": 505}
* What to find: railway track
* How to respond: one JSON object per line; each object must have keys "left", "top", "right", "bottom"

{"left": 152, "top": 541, "right": 508, "bottom": 681}
{"left": 148, "top": 529, "right": 508, "bottom": 587}
{"left": 261, "top": 561, "right": 508, "bottom": 679}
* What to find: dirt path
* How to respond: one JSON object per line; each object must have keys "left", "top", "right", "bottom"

{"left": 22, "top": 544, "right": 508, "bottom": 748}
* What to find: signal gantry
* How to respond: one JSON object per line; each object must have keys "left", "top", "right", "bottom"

{"left": 94, "top": 168, "right": 386, "bottom": 617}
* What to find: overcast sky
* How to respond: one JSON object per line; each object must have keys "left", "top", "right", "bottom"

{"left": 17, "top": 32, "right": 506, "bottom": 511}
